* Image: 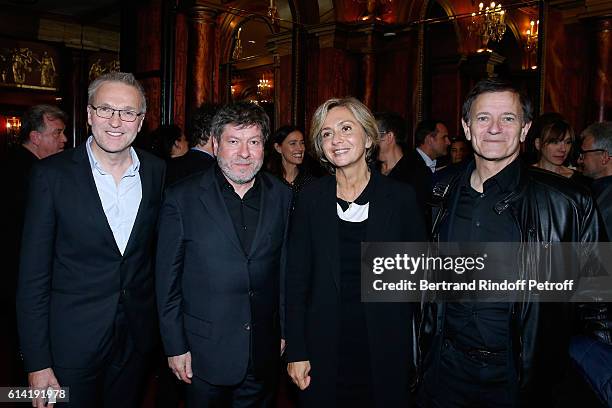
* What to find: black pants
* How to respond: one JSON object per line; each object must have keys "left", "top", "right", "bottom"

{"left": 53, "top": 306, "right": 150, "bottom": 408}
{"left": 186, "top": 364, "right": 275, "bottom": 408}
{"left": 420, "top": 339, "right": 515, "bottom": 408}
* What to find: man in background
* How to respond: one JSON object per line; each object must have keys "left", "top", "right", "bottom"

{"left": 579, "top": 121, "right": 612, "bottom": 235}
{"left": 0, "top": 104, "right": 67, "bottom": 387}
{"left": 165, "top": 103, "right": 220, "bottom": 185}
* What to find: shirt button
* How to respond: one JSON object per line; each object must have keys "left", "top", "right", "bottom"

{"left": 475, "top": 221, "right": 481, "bottom": 227}
{"left": 480, "top": 193, "right": 486, "bottom": 198}
{"left": 249, "top": 290, "right": 255, "bottom": 297}
{"left": 244, "top": 323, "right": 251, "bottom": 331}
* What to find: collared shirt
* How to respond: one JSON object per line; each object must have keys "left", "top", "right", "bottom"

{"left": 86, "top": 136, "right": 142, "bottom": 255}
{"left": 445, "top": 158, "right": 522, "bottom": 352}
{"left": 416, "top": 147, "right": 437, "bottom": 173}
{"left": 215, "top": 165, "right": 261, "bottom": 254}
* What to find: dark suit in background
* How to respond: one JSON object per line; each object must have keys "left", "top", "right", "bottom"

{"left": 165, "top": 148, "right": 215, "bottom": 186}
{"left": 0, "top": 146, "right": 38, "bottom": 387}
{"left": 16, "top": 143, "right": 165, "bottom": 406}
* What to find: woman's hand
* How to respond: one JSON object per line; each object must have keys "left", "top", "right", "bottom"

{"left": 287, "top": 360, "right": 312, "bottom": 390}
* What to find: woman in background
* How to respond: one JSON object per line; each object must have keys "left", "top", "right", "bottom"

{"left": 286, "top": 97, "right": 427, "bottom": 407}
{"left": 267, "top": 125, "right": 315, "bottom": 193}
{"left": 531, "top": 115, "right": 590, "bottom": 186}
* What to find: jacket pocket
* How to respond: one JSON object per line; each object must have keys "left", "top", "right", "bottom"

{"left": 183, "top": 313, "right": 212, "bottom": 339}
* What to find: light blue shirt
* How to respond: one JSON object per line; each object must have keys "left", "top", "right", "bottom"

{"left": 86, "top": 136, "right": 142, "bottom": 255}
{"left": 416, "top": 147, "right": 437, "bottom": 173}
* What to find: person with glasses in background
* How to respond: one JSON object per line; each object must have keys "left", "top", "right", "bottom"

{"left": 571, "top": 121, "right": 612, "bottom": 407}
{"left": 17, "top": 72, "right": 165, "bottom": 408}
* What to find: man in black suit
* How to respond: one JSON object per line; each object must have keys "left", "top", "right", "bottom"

{"left": 375, "top": 111, "right": 408, "bottom": 179}
{"left": 399, "top": 120, "right": 449, "bottom": 231}
{"left": 405, "top": 119, "right": 450, "bottom": 205}
{"left": 165, "top": 103, "right": 220, "bottom": 185}
{"left": 156, "top": 101, "right": 292, "bottom": 407}
{"left": 16, "top": 72, "right": 165, "bottom": 408}
{"left": 1, "top": 105, "right": 67, "bottom": 386}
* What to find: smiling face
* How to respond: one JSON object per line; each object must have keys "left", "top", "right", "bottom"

{"left": 214, "top": 123, "right": 264, "bottom": 187}
{"left": 275, "top": 130, "right": 305, "bottom": 167}
{"left": 536, "top": 132, "right": 572, "bottom": 167}
{"left": 87, "top": 81, "right": 144, "bottom": 157}
{"left": 462, "top": 91, "right": 531, "bottom": 164}
{"left": 320, "top": 106, "right": 372, "bottom": 171}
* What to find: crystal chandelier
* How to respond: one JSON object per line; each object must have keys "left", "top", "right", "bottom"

{"left": 257, "top": 76, "right": 272, "bottom": 103}
{"left": 468, "top": 2, "right": 507, "bottom": 44}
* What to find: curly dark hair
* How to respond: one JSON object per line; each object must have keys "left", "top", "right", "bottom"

{"left": 210, "top": 101, "right": 270, "bottom": 144}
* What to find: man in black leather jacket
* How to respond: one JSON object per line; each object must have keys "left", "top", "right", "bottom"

{"left": 419, "top": 79, "right": 602, "bottom": 408}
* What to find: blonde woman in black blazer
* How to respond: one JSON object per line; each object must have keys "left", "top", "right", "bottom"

{"left": 286, "top": 97, "right": 427, "bottom": 407}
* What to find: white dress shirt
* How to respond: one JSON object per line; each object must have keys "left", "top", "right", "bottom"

{"left": 86, "top": 136, "right": 142, "bottom": 255}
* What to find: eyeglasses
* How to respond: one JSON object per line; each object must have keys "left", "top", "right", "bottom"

{"left": 578, "top": 148, "right": 609, "bottom": 158}
{"left": 89, "top": 105, "right": 144, "bottom": 122}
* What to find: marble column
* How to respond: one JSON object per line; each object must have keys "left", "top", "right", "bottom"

{"left": 592, "top": 18, "right": 612, "bottom": 122}
{"left": 362, "top": 52, "right": 376, "bottom": 109}
{"left": 187, "top": 5, "right": 217, "bottom": 115}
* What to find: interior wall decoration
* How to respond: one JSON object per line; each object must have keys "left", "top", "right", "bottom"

{"left": 0, "top": 39, "right": 61, "bottom": 91}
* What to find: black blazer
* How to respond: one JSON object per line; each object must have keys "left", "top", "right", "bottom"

{"left": 156, "top": 167, "right": 292, "bottom": 385}
{"left": 165, "top": 149, "right": 215, "bottom": 186}
{"left": 285, "top": 171, "right": 427, "bottom": 407}
{"left": 16, "top": 143, "right": 165, "bottom": 372}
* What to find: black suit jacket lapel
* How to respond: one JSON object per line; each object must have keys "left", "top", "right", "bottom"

{"left": 319, "top": 176, "right": 341, "bottom": 292}
{"left": 71, "top": 143, "right": 122, "bottom": 256}
{"left": 248, "top": 174, "right": 271, "bottom": 258}
{"left": 123, "top": 149, "right": 153, "bottom": 256}
{"left": 365, "top": 171, "right": 393, "bottom": 242}
{"left": 199, "top": 168, "right": 244, "bottom": 254}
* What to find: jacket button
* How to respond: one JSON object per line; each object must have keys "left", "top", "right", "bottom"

{"left": 249, "top": 290, "right": 255, "bottom": 297}
{"left": 244, "top": 323, "right": 251, "bottom": 331}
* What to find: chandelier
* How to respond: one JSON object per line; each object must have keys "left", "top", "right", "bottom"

{"left": 257, "top": 76, "right": 272, "bottom": 103}
{"left": 468, "top": 2, "right": 507, "bottom": 44}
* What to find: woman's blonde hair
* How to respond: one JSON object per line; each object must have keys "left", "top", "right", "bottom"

{"left": 309, "top": 97, "right": 379, "bottom": 173}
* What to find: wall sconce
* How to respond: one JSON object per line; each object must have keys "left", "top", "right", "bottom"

{"left": 525, "top": 19, "right": 539, "bottom": 70}
{"left": 6, "top": 116, "right": 21, "bottom": 144}
{"left": 525, "top": 20, "right": 539, "bottom": 51}
{"left": 268, "top": 0, "right": 279, "bottom": 31}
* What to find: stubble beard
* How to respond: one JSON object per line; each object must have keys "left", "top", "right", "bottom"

{"left": 217, "top": 155, "right": 263, "bottom": 185}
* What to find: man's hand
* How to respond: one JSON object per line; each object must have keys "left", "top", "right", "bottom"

{"left": 28, "top": 368, "right": 60, "bottom": 408}
{"left": 168, "top": 351, "right": 193, "bottom": 384}
{"left": 280, "top": 338, "right": 286, "bottom": 356}
{"left": 287, "top": 360, "right": 311, "bottom": 390}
